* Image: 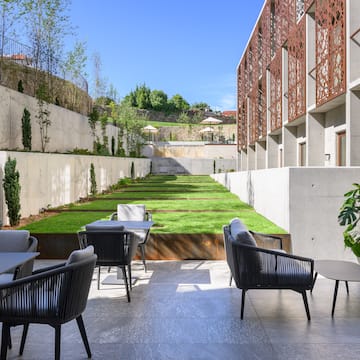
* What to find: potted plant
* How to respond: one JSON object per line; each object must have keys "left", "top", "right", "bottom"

{"left": 338, "top": 183, "right": 360, "bottom": 257}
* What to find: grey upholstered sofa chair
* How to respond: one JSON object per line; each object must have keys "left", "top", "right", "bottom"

{"left": 223, "top": 218, "right": 314, "bottom": 320}
{"left": 0, "top": 230, "right": 38, "bottom": 282}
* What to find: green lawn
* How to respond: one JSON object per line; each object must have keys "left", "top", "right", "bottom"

{"left": 20, "top": 175, "right": 285, "bottom": 234}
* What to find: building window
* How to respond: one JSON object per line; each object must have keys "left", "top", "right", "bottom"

{"left": 337, "top": 131, "right": 346, "bottom": 166}
{"left": 299, "top": 142, "right": 306, "bottom": 166}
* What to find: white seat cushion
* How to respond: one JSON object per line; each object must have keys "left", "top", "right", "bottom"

{"left": 117, "top": 204, "right": 146, "bottom": 221}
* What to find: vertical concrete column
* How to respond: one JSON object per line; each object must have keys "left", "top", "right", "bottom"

{"left": 255, "top": 141, "right": 266, "bottom": 169}
{"left": 283, "top": 126, "right": 297, "bottom": 166}
{"left": 307, "top": 112, "right": 325, "bottom": 166}
{"left": 347, "top": 90, "right": 360, "bottom": 165}
{"left": 247, "top": 146, "right": 256, "bottom": 170}
{"left": 267, "top": 134, "right": 280, "bottom": 168}
{"left": 240, "top": 151, "right": 248, "bottom": 171}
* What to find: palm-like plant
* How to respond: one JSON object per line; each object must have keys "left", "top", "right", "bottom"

{"left": 338, "top": 183, "right": 360, "bottom": 256}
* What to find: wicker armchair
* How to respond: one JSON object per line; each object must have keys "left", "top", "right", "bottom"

{"left": 223, "top": 220, "right": 314, "bottom": 320}
{"left": 0, "top": 246, "right": 97, "bottom": 360}
{"left": 78, "top": 230, "right": 139, "bottom": 302}
{"left": 110, "top": 204, "right": 152, "bottom": 271}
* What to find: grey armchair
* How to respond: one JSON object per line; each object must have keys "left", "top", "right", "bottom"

{"left": 110, "top": 204, "right": 152, "bottom": 271}
{"left": 223, "top": 218, "right": 314, "bottom": 320}
{"left": 0, "top": 230, "right": 38, "bottom": 282}
{"left": 0, "top": 246, "right": 97, "bottom": 360}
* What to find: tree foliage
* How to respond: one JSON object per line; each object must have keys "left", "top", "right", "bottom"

{"left": 21, "top": 107, "right": 32, "bottom": 151}
{"left": 3, "top": 157, "right": 21, "bottom": 226}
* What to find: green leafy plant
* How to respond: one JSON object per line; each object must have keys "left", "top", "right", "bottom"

{"left": 130, "top": 161, "right": 135, "bottom": 180}
{"left": 21, "top": 108, "right": 32, "bottom": 151}
{"left": 89, "top": 163, "right": 97, "bottom": 196}
{"left": 3, "top": 157, "right": 21, "bottom": 226}
{"left": 338, "top": 183, "right": 360, "bottom": 256}
{"left": 17, "top": 80, "right": 24, "bottom": 93}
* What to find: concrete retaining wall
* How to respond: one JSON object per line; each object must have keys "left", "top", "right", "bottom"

{"left": 212, "top": 167, "right": 360, "bottom": 261}
{"left": 0, "top": 151, "right": 151, "bottom": 226}
{"left": 0, "top": 85, "right": 117, "bottom": 153}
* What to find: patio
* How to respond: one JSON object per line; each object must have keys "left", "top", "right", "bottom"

{"left": 3, "top": 259, "right": 360, "bottom": 360}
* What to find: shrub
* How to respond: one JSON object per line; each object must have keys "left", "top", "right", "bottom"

{"left": 21, "top": 108, "right": 32, "bottom": 151}
{"left": 90, "top": 163, "right": 97, "bottom": 196}
{"left": 130, "top": 161, "right": 135, "bottom": 179}
{"left": 3, "top": 157, "right": 21, "bottom": 226}
{"left": 17, "top": 80, "right": 24, "bottom": 93}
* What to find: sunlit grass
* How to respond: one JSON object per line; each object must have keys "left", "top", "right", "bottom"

{"left": 20, "top": 175, "right": 285, "bottom": 234}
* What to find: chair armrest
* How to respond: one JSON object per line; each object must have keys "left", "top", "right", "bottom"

{"left": 110, "top": 212, "right": 117, "bottom": 220}
{"left": 0, "top": 262, "right": 67, "bottom": 291}
{"left": 32, "top": 262, "right": 66, "bottom": 275}
{"left": 249, "top": 231, "right": 283, "bottom": 250}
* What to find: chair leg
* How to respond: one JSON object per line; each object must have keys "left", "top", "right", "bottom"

{"left": 139, "top": 244, "right": 147, "bottom": 272}
{"left": 122, "top": 266, "right": 131, "bottom": 302}
{"left": 128, "top": 264, "right": 132, "bottom": 290}
{"left": 55, "top": 325, "right": 61, "bottom": 360}
{"left": 97, "top": 266, "right": 101, "bottom": 290}
{"left": 302, "top": 291, "right": 311, "bottom": 321}
{"left": 311, "top": 272, "right": 318, "bottom": 293}
{"left": 1, "top": 323, "right": 10, "bottom": 360}
{"left": 19, "top": 324, "right": 29, "bottom": 355}
{"left": 240, "top": 289, "right": 246, "bottom": 319}
{"left": 76, "top": 316, "right": 92, "bottom": 358}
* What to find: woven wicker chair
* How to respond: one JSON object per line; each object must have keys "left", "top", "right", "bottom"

{"left": 223, "top": 221, "right": 314, "bottom": 320}
{"left": 0, "top": 246, "right": 97, "bottom": 360}
{"left": 110, "top": 204, "right": 152, "bottom": 271}
{"left": 78, "top": 230, "right": 139, "bottom": 302}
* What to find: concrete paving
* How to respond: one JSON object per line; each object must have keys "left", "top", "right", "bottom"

{"left": 3, "top": 260, "right": 360, "bottom": 359}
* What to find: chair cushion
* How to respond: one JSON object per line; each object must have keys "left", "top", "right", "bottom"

{"left": 229, "top": 218, "right": 248, "bottom": 239}
{"left": 0, "top": 230, "right": 30, "bottom": 252}
{"left": 117, "top": 204, "right": 146, "bottom": 221}
{"left": 66, "top": 246, "right": 94, "bottom": 265}
{"left": 235, "top": 231, "right": 262, "bottom": 272}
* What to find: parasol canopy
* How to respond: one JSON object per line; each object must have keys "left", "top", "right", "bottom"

{"left": 199, "top": 126, "right": 215, "bottom": 133}
{"left": 200, "top": 117, "right": 223, "bottom": 125}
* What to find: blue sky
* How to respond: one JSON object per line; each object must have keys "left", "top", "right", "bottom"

{"left": 68, "top": 0, "right": 264, "bottom": 110}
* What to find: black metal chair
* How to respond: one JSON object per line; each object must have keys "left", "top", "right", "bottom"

{"left": 78, "top": 230, "right": 139, "bottom": 302}
{"left": 110, "top": 204, "right": 152, "bottom": 272}
{"left": 0, "top": 246, "right": 97, "bottom": 360}
{"left": 223, "top": 222, "right": 314, "bottom": 320}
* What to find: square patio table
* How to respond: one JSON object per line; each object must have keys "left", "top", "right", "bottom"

{"left": 0, "top": 252, "right": 40, "bottom": 275}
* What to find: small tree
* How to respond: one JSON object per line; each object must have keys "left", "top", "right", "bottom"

{"left": 88, "top": 107, "right": 99, "bottom": 152}
{"left": 130, "top": 161, "right": 135, "bottom": 180}
{"left": 36, "top": 83, "right": 51, "bottom": 152}
{"left": 89, "top": 163, "right": 97, "bottom": 196}
{"left": 111, "top": 136, "right": 115, "bottom": 156}
{"left": 3, "top": 157, "right": 21, "bottom": 226}
{"left": 21, "top": 108, "right": 32, "bottom": 151}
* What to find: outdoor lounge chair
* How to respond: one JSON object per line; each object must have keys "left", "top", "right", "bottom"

{"left": 110, "top": 204, "right": 152, "bottom": 271}
{"left": 78, "top": 230, "right": 139, "bottom": 302}
{"left": 223, "top": 218, "right": 314, "bottom": 320}
{"left": 0, "top": 246, "right": 96, "bottom": 360}
{"left": 0, "top": 230, "right": 38, "bottom": 282}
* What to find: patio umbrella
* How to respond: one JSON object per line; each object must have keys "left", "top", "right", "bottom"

{"left": 199, "top": 126, "right": 214, "bottom": 133}
{"left": 200, "top": 117, "right": 223, "bottom": 125}
{"left": 143, "top": 125, "right": 158, "bottom": 142}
